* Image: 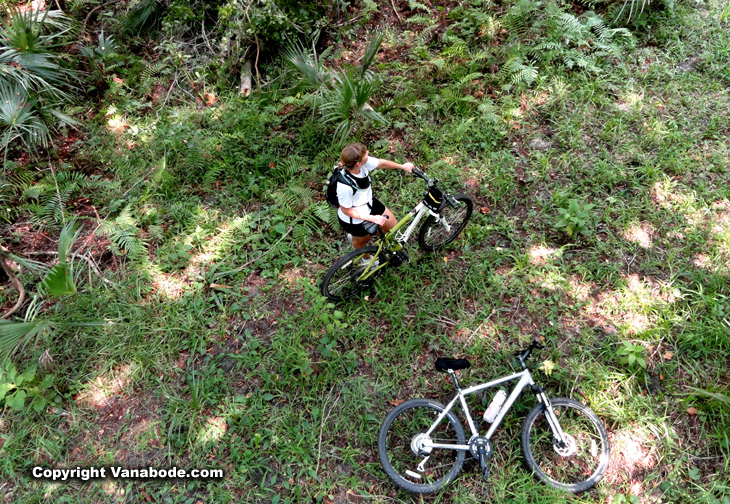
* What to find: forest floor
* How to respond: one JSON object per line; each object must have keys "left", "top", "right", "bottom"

{"left": 1, "top": 1, "right": 729, "bottom": 503}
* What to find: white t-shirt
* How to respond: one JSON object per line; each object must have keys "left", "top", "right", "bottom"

{"left": 336, "top": 156, "right": 380, "bottom": 224}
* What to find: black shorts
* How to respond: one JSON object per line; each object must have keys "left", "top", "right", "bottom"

{"left": 338, "top": 198, "right": 386, "bottom": 237}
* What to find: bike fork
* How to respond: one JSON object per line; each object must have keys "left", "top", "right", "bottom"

{"left": 539, "top": 393, "right": 569, "bottom": 446}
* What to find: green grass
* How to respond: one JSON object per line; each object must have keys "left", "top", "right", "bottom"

{"left": 1, "top": 0, "right": 730, "bottom": 503}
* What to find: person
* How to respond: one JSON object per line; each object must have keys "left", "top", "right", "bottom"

{"left": 335, "top": 142, "right": 415, "bottom": 251}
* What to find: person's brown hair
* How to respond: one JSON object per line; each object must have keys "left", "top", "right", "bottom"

{"left": 340, "top": 143, "right": 367, "bottom": 169}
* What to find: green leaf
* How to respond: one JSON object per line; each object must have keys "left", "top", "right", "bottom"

{"left": 273, "top": 223, "right": 287, "bottom": 235}
{"left": 0, "top": 382, "right": 14, "bottom": 401}
{"left": 16, "top": 364, "right": 36, "bottom": 385}
{"left": 40, "top": 374, "right": 55, "bottom": 388}
{"left": 8, "top": 389, "right": 26, "bottom": 410}
{"left": 32, "top": 395, "right": 47, "bottom": 412}
{"left": 262, "top": 393, "right": 275, "bottom": 401}
{"left": 688, "top": 466, "right": 701, "bottom": 480}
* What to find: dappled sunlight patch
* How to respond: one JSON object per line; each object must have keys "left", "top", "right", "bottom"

{"left": 616, "top": 89, "right": 644, "bottom": 113}
{"left": 622, "top": 223, "right": 653, "bottom": 248}
{"left": 566, "top": 275, "right": 598, "bottom": 303}
{"left": 102, "top": 480, "right": 125, "bottom": 499}
{"left": 280, "top": 267, "right": 306, "bottom": 286}
{"left": 195, "top": 416, "right": 228, "bottom": 446}
{"left": 606, "top": 426, "right": 658, "bottom": 492}
{"left": 42, "top": 482, "right": 61, "bottom": 500}
{"left": 650, "top": 178, "right": 685, "bottom": 208}
{"left": 150, "top": 272, "right": 189, "bottom": 300}
{"left": 187, "top": 250, "right": 216, "bottom": 271}
{"left": 529, "top": 245, "right": 558, "bottom": 265}
{"left": 692, "top": 253, "right": 713, "bottom": 270}
{"left": 75, "top": 363, "right": 135, "bottom": 409}
{"left": 185, "top": 216, "right": 252, "bottom": 274}
{"left": 106, "top": 115, "right": 129, "bottom": 135}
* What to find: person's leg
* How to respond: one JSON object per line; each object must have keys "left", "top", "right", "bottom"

{"left": 352, "top": 234, "right": 371, "bottom": 249}
{"left": 381, "top": 207, "right": 397, "bottom": 233}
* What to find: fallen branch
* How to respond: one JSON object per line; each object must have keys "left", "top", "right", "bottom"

{"left": 390, "top": 0, "right": 402, "bottom": 21}
{"left": 24, "top": 250, "right": 113, "bottom": 285}
{"left": 0, "top": 248, "right": 26, "bottom": 320}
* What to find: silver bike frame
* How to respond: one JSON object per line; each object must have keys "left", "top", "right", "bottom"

{"left": 421, "top": 369, "right": 567, "bottom": 453}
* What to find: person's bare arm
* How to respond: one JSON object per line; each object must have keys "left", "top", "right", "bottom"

{"left": 340, "top": 206, "right": 387, "bottom": 226}
{"left": 376, "top": 159, "right": 414, "bottom": 172}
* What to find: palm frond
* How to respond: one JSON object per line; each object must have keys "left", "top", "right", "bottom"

{"left": 0, "top": 319, "right": 54, "bottom": 359}
{"left": 124, "top": 0, "right": 166, "bottom": 34}
{"left": 284, "top": 41, "right": 331, "bottom": 91}
{"left": 0, "top": 83, "right": 51, "bottom": 151}
{"left": 359, "top": 30, "right": 384, "bottom": 78}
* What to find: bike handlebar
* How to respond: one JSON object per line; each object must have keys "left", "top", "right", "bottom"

{"left": 516, "top": 339, "right": 545, "bottom": 368}
{"left": 412, "top": 167, "right": 431, "bottom": 183}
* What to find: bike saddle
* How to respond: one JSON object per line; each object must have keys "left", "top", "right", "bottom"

{"left": 435, "top": 358, "right": 471, "bottom": 372}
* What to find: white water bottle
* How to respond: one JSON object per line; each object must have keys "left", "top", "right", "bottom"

{"left": 483, "top": 390, "right": 507, "bottom": 423}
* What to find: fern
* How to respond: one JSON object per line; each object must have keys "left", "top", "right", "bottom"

{"left": 20, "top": 170, "right": 90, "bottom": 229}
{"left": 477, "top": 99, "right": 499, "bottom": 123}
{"left": 407, "top": 0, "right": 431, "bottom": 12}
{"left": 98, "top": 206, "right": 148, "bottom": 263}
{"left": 313, "top": 145, "right": 344, "bottom": 170}
{"left": 271, "top": 184, "right": 314, "bottom": 215}
{"left": 270, "top": 156, "right": 306, "bottom": 184}
{"left": 405, "top": 15, "right": 434, "bottom": 28}
{"left": 293, "top": 202, "right": 337, "bottom": 241}
{"left": 202, "top": 162, "right": 224, "bottom": 189}
{"left": 183, "top": 143, "right": 205, "bottom": 173}
{"left": 412, "top": 23, "right": 439, "bottom": 46}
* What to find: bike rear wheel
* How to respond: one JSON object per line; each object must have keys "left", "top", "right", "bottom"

{"left": 320, "top": 245, "right": 386, "bottom": 301}
{"left": 521, "top": 398, "right": 610, "bottom": 493}
{"left": 378, "top": 398, "right": 466, "bottom": 494}
{"left": 417, "top": 194, "right": 473, "bottom": 252}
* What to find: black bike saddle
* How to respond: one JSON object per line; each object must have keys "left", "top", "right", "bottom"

{"left": 435, "top": 358, "right": 471, "bottom": 372}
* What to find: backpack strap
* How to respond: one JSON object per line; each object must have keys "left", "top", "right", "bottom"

{"left": 337, "top": 168, "right": 359, "bottom": 193}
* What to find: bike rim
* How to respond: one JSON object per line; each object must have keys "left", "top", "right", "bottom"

{"left": 326, "top": 256, "right": 373, "bottom": 298}
{"left": 529, "top": 404, "right": 608, "bottom": 487}
{"left": 423, "top": 201, "right": 469, "bottom": 247}
{"left": 383, "top": 405, "right": 462, "bottom": 487}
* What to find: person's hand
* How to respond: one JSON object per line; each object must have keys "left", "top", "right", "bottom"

{"left": 402, "top": 162, "right": 414, "bottom": 172}
{"left": 370, "top": 215, "right": 388, "bottom": 227}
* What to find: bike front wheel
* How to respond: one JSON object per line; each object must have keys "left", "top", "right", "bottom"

{"left": 417, "top": 194, "right": 473, "bottom": 252}
{"left": 320, "top": 245, "right": 386, "bottom": 301}
{"left": 378, "top": 398, "right": 466, "bottom": 494}
{"left": 521, "top": 398, "right": 610, "bottom": 493}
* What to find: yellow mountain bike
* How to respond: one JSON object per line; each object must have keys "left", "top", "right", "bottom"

{"left": 320, "top": 168, "right": 473, "bottom": 301}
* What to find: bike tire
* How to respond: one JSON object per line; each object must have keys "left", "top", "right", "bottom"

{"left": 378, "top": 398, "right": 466, "bottom": 494}
{"left": 521, "top": 398, "right": 610, "bottom": 493}
{"left": 417, "top": 194, "right": 473, "bottom": 252}
{"left": 320, "top": 245, "right": 386, "bottom": 301}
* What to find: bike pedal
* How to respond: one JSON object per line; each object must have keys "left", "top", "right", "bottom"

{"left": 482, "top": 465, "right": 490, "bottom": 482}
{"left": 389, "top": 249, "right": 409, "bottom": 267}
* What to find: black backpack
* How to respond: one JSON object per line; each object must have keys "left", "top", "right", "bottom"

{"left": 325, "top": 167, "right": 359, "bottom": 208}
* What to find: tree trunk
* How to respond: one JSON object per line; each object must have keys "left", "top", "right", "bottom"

{"left": 239, "top": 58, "right": 253, "bottom": 96}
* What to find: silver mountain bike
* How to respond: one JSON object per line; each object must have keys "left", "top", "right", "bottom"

{"left": 378, "top": 340, "right": 610, "bottom": 494}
